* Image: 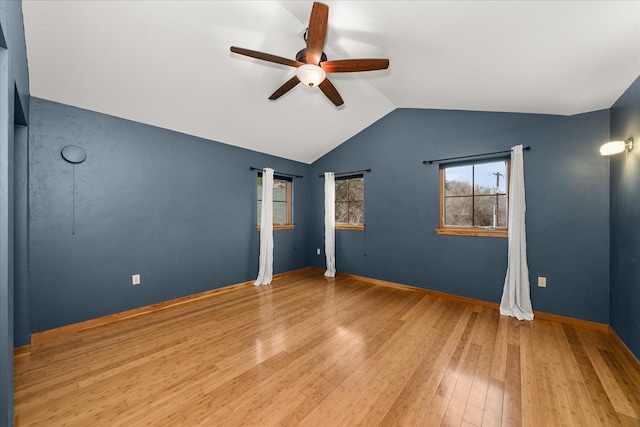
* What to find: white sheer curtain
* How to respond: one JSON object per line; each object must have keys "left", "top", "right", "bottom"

{"left": 255, "top": 168, "right": 274, "bottom": 286}
{"left": 500, "top": 145, "right": 534, "bottom": 320}
{"left": 324, "top": 172, "right": 336, "bottom": 277}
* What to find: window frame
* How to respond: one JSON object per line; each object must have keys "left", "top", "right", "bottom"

{"left": 256, "top": 174, "right": 294, "bottom": 231}
{"left": 335, "top": 174, "right": 365, "bottom": 231}
{"left": 437, "top": 158, "right": 510, "bottom": 238}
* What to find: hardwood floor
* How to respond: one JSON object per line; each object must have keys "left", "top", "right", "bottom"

{"left": 13, "top": 270, "right": 640, "bottom": 426}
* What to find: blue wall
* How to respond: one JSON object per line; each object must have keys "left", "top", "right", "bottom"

{"left": 309, "top": 108, "right": 611, "bottom": 323}
{"left": 609, "top": 74, "right": 640, "bottom": 360}
{"left": 26, "top": 98, "right": 309, "bottom": 337}
{"left": 0, "top": 0, "right": 30, "bottom": 424}
{"left": 27, "top": 101, "right": 612, "bottom": 337}
{"left": 23, "top": 82, "right": 631, "bottom": 356}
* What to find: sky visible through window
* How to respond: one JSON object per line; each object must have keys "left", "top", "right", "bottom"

{"left": 445, "top": 161, "right": 507, "bottom": 192}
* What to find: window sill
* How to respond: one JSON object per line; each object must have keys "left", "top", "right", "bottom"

{"left": 436, "top": 227, "right": 507, "bottom": 238}
{"left": 256, "top": 224, "right": 295, "bottom": 231}
{"left": 336, "top": 224, "right": 365, "bottom": 231}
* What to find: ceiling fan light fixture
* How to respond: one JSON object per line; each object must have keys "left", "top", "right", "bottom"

{"left": 296, "top": 64, "right": 326, "bottom": 87}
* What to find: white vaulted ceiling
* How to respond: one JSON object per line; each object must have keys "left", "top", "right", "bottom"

{"left": 22, "top": 1, "right": 640, "bottom": 163}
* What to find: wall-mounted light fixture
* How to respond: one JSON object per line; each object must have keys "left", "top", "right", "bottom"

{"left": 600, "top": 137, "right": 634, "bottom": 156}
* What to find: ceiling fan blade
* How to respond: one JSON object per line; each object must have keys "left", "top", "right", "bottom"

{"left": 305, "top": 2, "right": 329, "bottom": 65}
{"left": 321, "top": 59, "right": 390, "bottom": 73}
{"left": 318, "top": 78, "right": 344, "bottom": 106}
{"left": 230, "top": 46, "right": 304, "bottom": 68}
{"left": 269, "top": 76, "right": 301, "bottom": 100}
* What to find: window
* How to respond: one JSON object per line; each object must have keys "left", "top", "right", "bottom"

{"left": 335, "top": 175, "right": 364, "bottom": 230}
{"left": 438, "top": 159, "right": 509, "bottom": 237}
{"left": 257, "top": 175, "right": 293, "bottom": 230}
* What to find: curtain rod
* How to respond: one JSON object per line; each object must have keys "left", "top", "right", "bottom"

{"left": 318, "top": 168, "right": 371, "bottom": 178}
{"left": 249, "top": 167, "right": 303, "bottom": 178}
{"left": 422, "top": 146, "right": 531, "bottom": 165}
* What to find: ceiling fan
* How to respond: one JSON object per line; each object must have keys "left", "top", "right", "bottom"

{"left": 230, "top": 2, "right": 389, "bottom": 107}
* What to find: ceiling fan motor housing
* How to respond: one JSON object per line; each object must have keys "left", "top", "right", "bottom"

{"left": 296, "top": 48, "right": 328, "bottom": 64}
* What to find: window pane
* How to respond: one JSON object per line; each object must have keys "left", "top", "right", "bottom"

{"left": 257, "top": 201, "right": 261, "bottom": 224}
{"left": 257, "top": 178, "right": 262, "bottom": 225}
{"left": 336, "top": 202, "right": 349, "bottom": 223}
{"left": 272, "top": 189, "right": 286, "bottom": 203}
{"left": 273, "top": 201, "right": 287, "bottom": 224}
{"left": 444, "top": 165, "right": 472, "bottom": 197}
{"left": 335, "top": 180, "right": 348, "bottom": 201}
{"left": 348, "top": 202, "right": 364, "bottom": 225}
{"left": 335, "top": 176, "right": 365, "bottom": 225}
{"left": 474, "top": 181, "right": 492, "bottom": 195}
{"left": 440, "top": 160, "right": 509, "bottom": 234}
{"left": 473, "top": 195, "right": 495, "bottom": 227}
{"left": 256, "top": 176, "right": 291, "bottom": 226}
{"left": 273, "top": 180, "right": 288, "bottom": 202}
{"left": 348, "top": 178, "right": 364, "bottom": 202}
{"left": 497, "top": 194, "right": 507, "bottom": 227}
{"left": 257, "top": 175, "right": 262, "bottom": 225}
{"left": 444, "top": 196, "right": 473, "bottom": 227}
{"left": 474, "top": 161, "right": 507, "bottom": 195}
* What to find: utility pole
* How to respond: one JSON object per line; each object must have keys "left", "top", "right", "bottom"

{"left": 493, "top": 171, "right": 504, "bottom": 188}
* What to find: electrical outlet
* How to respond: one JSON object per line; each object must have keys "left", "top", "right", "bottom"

{"left": 316, "top": 248, "right": 321, "bottom": 255}
{"left": 538, "top": 276, "right": 546, "bottom": 287}
{"left": 132, "top": 274, "right": 141, "bottom": 285}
